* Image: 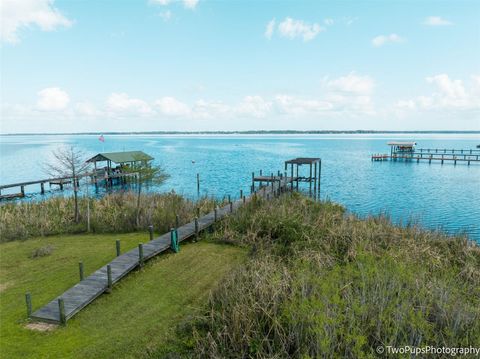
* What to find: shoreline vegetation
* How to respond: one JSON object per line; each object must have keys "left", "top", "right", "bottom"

{"left": 2, "top": 130, "right": 480, "bottom": 136}
{"left": 0, "top": 192, "right": 221, "bottom": 242}
{"left": 164, "top": 193, "right": 479, "bottom": 357}
{"left": 1, "top": 192, "right": 478, "bottom": 358}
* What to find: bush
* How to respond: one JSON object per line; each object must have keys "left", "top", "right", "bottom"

{"left": 0, "top": 192, "right": 221, "bottom": 242}
{"left": 177, "top": 193, "right": 480, "bottom": 358}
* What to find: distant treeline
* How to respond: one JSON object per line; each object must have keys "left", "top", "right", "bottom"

{"left": 3, "top": 130, "right": 480, "bottom": 136}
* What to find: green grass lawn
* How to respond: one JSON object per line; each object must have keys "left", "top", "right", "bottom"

{"left": 0, "top": 233, "right": 245, "bottom": 358}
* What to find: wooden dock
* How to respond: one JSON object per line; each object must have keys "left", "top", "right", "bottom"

{"left": 371, "top": 144, "right": 480, "bottom": 165}
{"left": 0, "top": 172, "right": 138, "bottom": 200}
{"left": 29, "top": 175, "right": 294, "bottom": 325}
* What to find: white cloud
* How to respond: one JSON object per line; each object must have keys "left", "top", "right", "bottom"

{"left": 396, "top": 74, "right": 479, "bottom": 111}
{"left": 265, "top": 19, "right": 275, "bottom": 40}
{"left": 423, "top": 16, "right": 453, "bottom": 26}
{"left": 192, "top": 100, "right": 230, "bottom": 119}
{"left": 372, "top": 33, "right": 405, "bottom": 47}
{"left": 37, "top": 87, "right": 70, "bottom": 110}
{"left": 278, "top": 17, "right": 324, "bottom": 42}
{"left": 150, "top": 0, "right": 171, "bottom": 4}
{"left": 155, "top": 97, "right": 190, "bottom": 116}
{"left": 183, "top": 0, "right": 199, "bottom": 9}
{"left": 1, "top": 0, "right": 73, "bottom": 43}
{"left": 236, "top": 96, "right": 272, "bottom": 118}
{"left": 107, "top": 93, "right": 153, "bottom": 115}
{"left": 326, "top": 72, "right": 375, "bottom": 94}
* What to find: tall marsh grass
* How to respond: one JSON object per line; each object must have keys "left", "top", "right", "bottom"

{"left": 176, "top": 193, "right": 480, "bottom": 358}
{"left": 0, "top": 192, "right": 220, "bottom": 242}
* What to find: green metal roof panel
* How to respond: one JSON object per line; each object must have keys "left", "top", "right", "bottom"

{"left": 86, "top": 151, "right": 153, "bottom": 163}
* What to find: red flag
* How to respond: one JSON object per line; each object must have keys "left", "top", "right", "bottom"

{"left": 98, "top": 135, "right": 105, "bottom": 142}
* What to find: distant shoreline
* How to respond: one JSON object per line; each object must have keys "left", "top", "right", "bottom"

{"left": 2, "top": 130, "right": 480, "bottom": 136}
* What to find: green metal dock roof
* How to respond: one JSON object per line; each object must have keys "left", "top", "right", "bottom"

{"left": 86, "top": 151, "right": 153, "bottom": 164}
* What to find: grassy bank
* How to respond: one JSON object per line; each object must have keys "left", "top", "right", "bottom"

{"left": 164, "top": 193, "right": 480, "bottom": 358}
{"left": 0, "top": 233, "right": 245, "bottom": 358}
{"left": 0, "top": 192, "right": 220, "bottom": 242}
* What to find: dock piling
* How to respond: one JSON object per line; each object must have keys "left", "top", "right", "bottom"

{"left": 194, "top": 217, "right": 199, "bottom": 241}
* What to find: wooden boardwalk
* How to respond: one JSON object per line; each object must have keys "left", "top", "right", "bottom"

{"left": 30, "top": 177, "right": 292, "bottom": 324}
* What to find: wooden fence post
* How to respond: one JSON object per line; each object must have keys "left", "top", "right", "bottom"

{"left": 25, "top": 292, "right": 32, "bottom": 318}
{"left": 194, "top": 217, "right": 199, "bottom": 241}
{"left": 79, "top": 261, "right": 84, "bottom": 281}
{"left": 116, "top": 240, "right": 121, "bottom": 257}
{"left": 214, "top": 206, "right": 218, "bottom": 222}
{"left": 58, "top": 298, "right": 66, "bottom": 325}
{"left": 148, "top": 225, "right": 154, "bottom": 241}
{"left": 106, "top": 265, "right": 112, "bottom": 293}
{"left": 138, "top": 243, "right": 144, "bottom": 267}
{"left": 175, "top": 214, "right": 180, "bottom": 229}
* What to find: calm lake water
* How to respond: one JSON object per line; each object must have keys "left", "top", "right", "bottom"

{"left": 1, "top": 134, "right": 479, "bottom": 242}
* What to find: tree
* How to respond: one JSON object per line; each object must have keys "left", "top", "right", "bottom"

{"left": 45, "top": 146, "right": 91, "bottom": 223}
{"left": 124, "top": 158, "right": 169, "bottom": 227}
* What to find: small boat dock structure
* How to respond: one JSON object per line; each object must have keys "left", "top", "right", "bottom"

{"left": 0, "top": 150, "right": 151, "bottom": 200}
{"left": 85, "top": 150, "right": 153, "bottom": 188}
{"left": 26, "top": 158, "right": 319, "bottom": 325}
{"left": 252, "top": 157, "right": 321, "bottom": 199}
{"left": 371, "top": 142, "right": 480, "bottom": 165}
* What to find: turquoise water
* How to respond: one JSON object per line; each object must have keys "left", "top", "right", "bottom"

{"left": 1, "top": 134, "right": 479, "bottom": 241}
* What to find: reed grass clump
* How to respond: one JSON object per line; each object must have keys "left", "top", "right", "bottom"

{"left": 180, "top": 192, "right": 480, "bottom": 358}
{"left": 0, "top": 192, "right": 220, "bottom": 242}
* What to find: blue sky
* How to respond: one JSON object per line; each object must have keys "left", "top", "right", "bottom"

{"left": 1, "top": 0, "right": 479, "bottom": 133}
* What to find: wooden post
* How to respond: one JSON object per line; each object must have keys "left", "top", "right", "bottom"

{"left": 196, "top": 173, "right": 200, "bottom": 196}
{"left": 243, "top": 196, "right": 246, "bottom": 204}
{"left": 138, "top": 243, "right": 144, "bottom": 267}
{"left": 170, "top": 228, "right": 179, "bottom": 253}
{"left": 175, "top": 214, "right": 180, "bottom": 229}
{"left": 309, "top": 163, "right": 312, "bottom": 197}
{"left": 58, "top": 298, "right": 66, "bottom": 325}
{"left": 229, "top": 201, "right": 233, "bottom": 213}
{"left": 148, "top": 225, "right": 154, "bottom": 241}
{"left": 228, "top": 194, "right": 231, "bottom": 203}
{"left": 318, "top": 160, "right": 321, "bottom": 197}
{"left": 214, "top": 206, "right": 218, "bottom": 221}
{"left": 290, "top": 164, "right": 294, "bottom": 190}
{"left": 25, "top": 292, "right": 32, "bottom": 318}
{"left": 251, "top": 172, "right": 255, "bottom": 193}
{"left": 196, "top": 207, "right": 200, "bottom": 218}
{"left": 116, "top": 240, "right": 121, "bottom": 257}
{"left": 106, "top": 265, "right": 112, "bottom": 293}
{"left": 240, "top": 189, "right": 243, "bottom": 199}
{"left": 20, "top": 185, "right": 25, "bottom": 197}
{"left": 194, "top": 217, "right": 199, "bottom": 241}
{"left": 79, "top": 261, "right": 84, "bottom": 281}
{"left": 40, "top": 182, "right": 45, "bottom": 194}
